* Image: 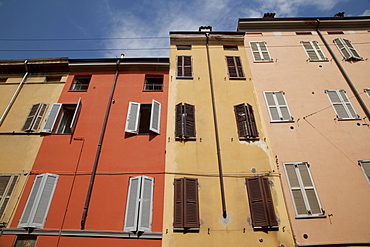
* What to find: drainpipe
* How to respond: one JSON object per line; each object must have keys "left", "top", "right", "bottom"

{"left": 316, "top": 19, "right": 370, "bottom": 120}
{"left": 81, "top": 59, "right": 121, "bottom": 230}
{"left": 0, "top": 60, "right": 29, "bottom": 126}
{"left": 205, "top": 33, "right": 227, "bottom": 218}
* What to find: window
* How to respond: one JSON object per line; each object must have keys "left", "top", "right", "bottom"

{"left": 124, "top": 176, "right": 154, "bottom": 232}
{"left": 284, "top": 163, "right": 323, "bottom": 217}
{"left": 177, "top": 56, "right": 192, "bottom": 78}
{"left": 22, "top": 103, "right": 48, "bottom": 132}
{"left": 223, "top": 45, "right": 238, "bottom": 50}
{"left": 13, "top": 236, "right": 37, "bottom": 247}
{"left": 234, "top": 103, "right": 258, "bottom": 139}
{"left": 45, "top": 76, "right": 62, "bottom": 82}
{"left": 226, "top": 56, "right": 245, "bottom": 78}
{"left": 175, "top": 103, "right": 195, "bottom": 139}
{"left": 301, "top": 41, "right": 328, "bottom": 61}
{"left": 359, "top": 160, "right": 370, "bottom": 185}
{"left": 173, "top": 178, "right": 199, "bottom": 229}
{"left": 176, "top": 45, "right": 191, "bottom": 50}
{"left": 143, "top": 75, "right": 163, "bottom": 91}
{"left": 246, "top": 177, "right": 278, "bottom": 228}
{"left": 296, "top": 32, "right": 312, "bottom": 35}
{"left": 70, "top": 76, "right": 91, "bottom": 91}
{"left": 325, "top": 90, "right": 359, "bottom": 120}
{"left": 0, "top": 78, "right": 7, "bottom": 83}
{"left": 327, "top": 31, "right": 344, "bottom": 35}
{"left": 0, "top": 175, "right": 19, "bottom": 220}
{"left": 18, "top": 173, "right": 59, "bottom": 228}
{"left": 249, "top": 41, "right": 273, "bottom": 62}
{"left": 364, "top": 89, "right": 370, "bottom": 98}
{"left": 263, "top": 91, "right": 293, "bottom": 122}
{"left": 125, "top": 100, "right": 161, "bottom": 134}
{"left": 333, "top": 38, "right": 362, "bottom": 60}
{"left": 41, "top": 98, "right": 81, "bottom": 134}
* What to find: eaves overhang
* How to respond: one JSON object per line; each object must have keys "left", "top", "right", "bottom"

{"left": 0, "top": 57, "right": 69, "bottom": 74}
{"left": 170, "top": 31, "right": 245, "bottom": 45}
{"left": 237, "top": 16, "right": 370, "bottom": 32}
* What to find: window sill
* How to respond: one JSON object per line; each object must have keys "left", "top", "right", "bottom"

{"left": 68, "top": 90, "right": 88, "bottom": 92}
{"left": 308, "top": 59, "right": 329, "bottom": 62}
{"left": 295, "top": 215, "right": 326, "bottom": 219}
{"left": 270, "top": 120, "right": 294, "bottom": 123}
{"left": 176, "top": 77, "right": 193, "bottom": 80}
{"left": 239, "top": 137, "right": 259, "bottom": 141}
{"left": 173, "top": 228, "right": 200, "bottom": 232}
{"left": 175, "top": 137, "right": 196, "bottom": 141}
{"left": 253, "top": 60, "right": 274, "bottom": 63}
{"left": 142, "top": 90, "right": 163, "bottom": 92}
{"left": 253, "top": 226, "right": 279, "bottom": 231}
{"left": 337, "top": 117, "right": 361, "bottom": 121}
{"left": 229, "top": 77, "right": 246, "bottom": 80}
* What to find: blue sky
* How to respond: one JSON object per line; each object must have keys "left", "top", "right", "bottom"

{"left": 0, "top": 0, "right": 369, "bottom": 59}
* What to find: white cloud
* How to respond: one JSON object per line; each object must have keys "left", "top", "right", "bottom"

{"left": 360, "top": 9, "right": 370, "bottom": 16}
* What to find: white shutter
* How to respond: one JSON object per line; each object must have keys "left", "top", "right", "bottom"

{"left": 264, "top": 91, "right": 293, "bottom": 122}
{"left": 359, "top": 160, "right": 370, "bottom": 185}
{"left": 301, "top": 41, "right": 327, "bottom": 61}
{"left": 333, "top": 38, "right": 362, "bottom": 60}
{"left": 125, "top": 102, "right": 141, "bottom": 134}
{"left": 40, "top": 103, "right": 62, "bottom": 133}
{"left": 32, "top": 103, "right": 48, "bottom": 132}
{"left": 124, "top": 176, "right": 141, "bottom": 231}
{"left": 70, "top": 98, "right": 82, "bottom": 133}
{"left": 18, "top": 173, "right": 58, "bottom": 228}
{"left": 149, "top": 100, "right": 161, "bottom": 134}
{"left": 137, "top": 176, "right": 154, "bottom": 232}
{"left": 326, "top": 90, "right": 359, "bottom": 120}
{"left": 250, "top": 41, "right": 272, "bottom": 62}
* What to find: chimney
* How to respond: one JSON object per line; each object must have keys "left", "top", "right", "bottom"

{"left": 263, "top": 13, "right": 276, "bottom": 18}
{"left": 199, "top": 26, "right": 212, "bottom": 32}
{"left": 334, "top": 12, "right": 345, "bottom": 17}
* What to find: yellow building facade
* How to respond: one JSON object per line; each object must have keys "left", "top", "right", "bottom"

{"left": 163, "top": 29, "right": 294, "bottom": 246}
{"left": 0, "top": 58, "right": 67, "bottom": 228}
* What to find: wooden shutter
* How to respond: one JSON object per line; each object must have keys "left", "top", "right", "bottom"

{"left": 246, "top": 104, "right": 258, "bottom": 138}
{"left": 18, "top": 173, "right": 58, "bottom": 228}
{"left": 137, "top": 176, "right": 154, "bottom": 232}
{"left": 40, "top": 103, "right": 62, "bottom": 133}
{"left": 125, "top": 102, "right": 141, "bottom": 133}
{"left": 173, "top": 178, "right": 199, "bottom": 228}
{"left": 32, "top": 103, "right": 48, "bottom": 132}
{"left": 124, "top": 176, "right": 141, "bottom": 231}
{"left": 149, "top": 99, "right": 161, "bottom": 134}
{"left": 177, "top": 56, "right": 192, "bottom": 77}
{"left": 184, "top": 103, "right": 195, "bottom": 138}
{"left": 70, "top": 97, "right": 81, "bottom": 134}
{"left": 333, "top": 38, "right": 362, "bottom": 60}
{"left": 234, "top": 104, "right": 249, "bottom": 138}
{"left": 226, "top": 56, "right": 244, "bottom": 78}
{"left": 0, "top": 175, "right": 18, "bottom": 219}
{"left": 22, "top": 104, "right": 42, "bottom": 132}
{"left": 175, "top": 103, "right": 183, "bottom": 138}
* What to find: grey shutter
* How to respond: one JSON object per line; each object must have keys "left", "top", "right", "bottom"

{"left": 250, "top": 42, "right": 272, "bottom": 62}
{"left": 18, "top": 173, "right": 58, "bottom": 228}
{"left": 149, "top": 99, "right": 161, "bottom": 134}
{"left": 0, "top": 175, "right": 18, "bottom": 219}
{"left": 124, "top": 176, "right": 141, "bottom": 231}
{"left": 333, "top": 38, "right": 362, "bottom": 60}
{"left": 125, "top": 102, "right": 141, "bottom": 134}
{"left": 41, "top": 103, "right": 62, "bottom": 133}
{"left": 264, "top": 91, "right": 292, "bottom": 122}
{"left": 359, "top": 161, "right": 370, "bottom": 185}
{"left": 285, "top": 164, "right": 307, "bottom": 215}
{"left": 326, "top": 90, "right": 358, "bottom": 120}
{"left": 70, "top": 97, "right": 81, "bottom": 134}
{"left": 137, "top": 176, "right": 154, "bottom": 232}
{"left": 32, "top": 103, "right": 48, "bottom": 132}
{"left": 301, "top": 41, "right": 327, "bottom": 61}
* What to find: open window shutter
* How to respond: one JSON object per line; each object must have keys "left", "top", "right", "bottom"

{"left": 137, "top": 176, "right": 154, "bottom": 232}
{"left": 246, "top": 177, "right": 269, "bottom": 227}
{"left": 22, "top": 104, "right": 41, "bottom": 131}
{"left": 301, "top": 41, "right": 319, "bottom": 61}
{"left": 234, "top": 104, "right": 249, "bottom": 138}
{"left": 246, "top": 104, "right": 258, "bottom": 138}
{"left": 70, "top": 97, "right": 81, "bottom": 134}
{"left": 184, "top": 103, "right": 195, "bottom": 138}
{"left": 124, "top": 176, "right": 141, "bottom": 231}
{"left": 275, "top": 92, "right": 292, "bottom": 121}
{"left": 339, "top": 90, "right": 358, "bottom": 118}
{"left": 343, "top": 39, "right": 362, "bottom": 60}
{"left": 262, "top": 178, "right": 277, "bottom": 226}
{"left": 285, "top": 164, "right": 307, "bottom": 215}
{"left": 173, "top": 178, "right": 184, "bottom": 228}
{"left": 333, "top": 38, "right": 351, "bottom": 60}
{"left": 40, "top": 103, "right": 62, "bottom": 133}
{"left": 326, "top": 90, "right": 358, "bottom": 119}
{"left": 18, "top": 174, "right": 58, "bottom": 228}
{"left": 226, "top": 56, "right": 238, "bottom": 77}
{"left": 32, "top": 103, "right": 48, "bottom": 132}
{"left": 150, "top": 99, "right": 161, "bottom": 134}
{"left": 125, "top": 102, "right": 141, "bottom": 134}
{"left": 184, "top": 178, "right": 199, "bottom": 228}
{"left": 175, "top": 103, "right": 183, "bottom": 138}
{"left": 298, "top": 164, "right": 321, "bottom": 215}
{"left": 312, "top": 41, "right": 327, "bottom": 61}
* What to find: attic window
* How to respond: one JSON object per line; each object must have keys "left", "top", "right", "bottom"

{"left": 327, "top": 31, "right": 344, "bottom": 35}
{"left": 246, "top": 32, "right": 263, "bottom": 36}
{"left": 46, "top": 76, "right": 62, "bottom": 82}
{"left": 296, "top": 32, "right": 312, "bottom": 35}
{"left": 223, "top": 45, "right": 238, "bottom": 51}
{"left": 0, "top": 78, "right": 7, "bottom": 83}
{"left": 177, "top": 45, "right": 191, "bottom": 50}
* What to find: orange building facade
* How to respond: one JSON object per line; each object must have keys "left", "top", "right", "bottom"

{"left": 0, "top": 58, "right": 169, "bottom": 247}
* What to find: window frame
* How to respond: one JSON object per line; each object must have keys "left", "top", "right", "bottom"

{"left": 300, "top": 41, "right": 328, "bottom": 61}
{"left": 0, "top": 174, "right": 19, "bottom": 220}
{"left": 358, "top": 160, "right": 370, "bottom": 185}
{"left": 234, "top": 103, "right": 258, "bottom": 139}
{"left": 124, "top": 176, "right": 154, "bottom": 232}
{"left": 70, "top": 75, "right": 91, "bottom": 91}
{"left": 263, "top": 91, "right": 293, "bottom": 122}
{"left": 284, "top": 162, "right": 324, "bottom": 218}
{"left": 18, "top": 173, "right": 59, "bottom": 229}
{"left": 249, "top": 41, "right": 273, "bottom": 63}
{"left": 225, "top": 56, "right": 245, "bottom": 79}
{"left": 325, "top": 89, "right": 360, "bottom": 120}
{"left": 175, "top": 103, "right": 196, "bottom": 140}
{"left": 143, "top": 75, "right": 163, "bottom": 91}
{"left": 125, "top": 100, "right": 161, "bottom": 135}
{"left": 176, "top": 56, "right": 193, "bottom": 79}
{"left": 21, "top": 103, "right": 48, "bottom": 132}
{"left": 333, "top": 37, "right": 362, "bottom": 61}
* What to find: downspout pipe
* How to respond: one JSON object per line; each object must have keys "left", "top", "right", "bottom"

{"left": 81, "top": 59, "right": 121, "bottom": 230}
{"left": 316, "top": 19, "right": 370, "bottom": 121}
{"left": 0, "top": 60, "right": 29, "bottom": 126}
{"left": 205, "top": 33, "right": 227, "bottom": 218}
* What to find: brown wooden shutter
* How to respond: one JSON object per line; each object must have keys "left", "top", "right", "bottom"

{"left": 226, "top": 56, "right": 237, "bottom": 77}
{"left": 234, "top": 104, "right": 249, "bottom": 138}
{"left": 183, "top": 56, "right": 192, "bottom": 77}
{"left": 177, "top": 56, "right": 183, "bottom": 77}
{"left": 234, "top": 56, "right": 244, "bottom": 78}
{"left": 246, "top": 177, "right": 277, "bottom": 228}
{"left": 184, "top": 178, "right": 199, "bottom": 228}
{"left": 246, "top": 104, "right": 258, "bottom": 138}
{"left": 184, "top": 103, "right": 195, "bottom": 138}
{"left": 173, "top": 178, "right": 184, "bottom": 228}
{"left": 175, "top": 103, "right": 183, "bottom": 138}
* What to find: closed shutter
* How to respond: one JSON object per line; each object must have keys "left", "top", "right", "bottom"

{"left": 246, "top": 177, "right": 277, "bottom": 228}
{"left": 250, "top": 42, "right": 272, "bottom": 62}
{"left": 333, "top": 38, "right": 362, "bottom": 60}
{"left": 264, "top": 91, "right": 293, "bottom": 122}
{"left": 124, "top": 176, "right": 141, "bottom": 231}
{"left": 149, "top": 99, "right": 161, "bottom": 134}
{"left": 326, "top": 90, "right": 359, "bottom": 120}
{"left": 173, "top": 178, "right": 184, "bottom": 228}
{"left": 177, "top": 56, "right": 192, "bottom": 77}
{"left": 0, "top": 175, "right": 18, "bottom": 219}
{"left": 18, "top": 173, "right": 58, "bottom": 228}
{"left": 301, "top": 41, "right": 327, "bottom": 61}
{"left": 175, "top": 103, "right": 183, "bottom": 138}
{"left": 70, "top": 97, "right": 81, "bottom": 134}
{"left": 184, "top": 103, "right": 195, "bottom": 138}
{"left": 125, "top": 102, "right": 141, "bottom": 134}
{"left": 137, "top": 176, "right": 154, "bottom": 232}
{"left": 40, "top": 103, "right": 62, "bottom": 133}
{"left": 226, "top": 56, "right": 244, "bottom": 78}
